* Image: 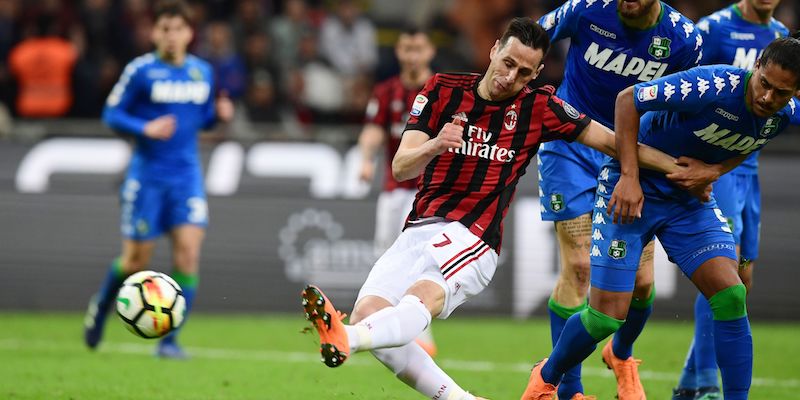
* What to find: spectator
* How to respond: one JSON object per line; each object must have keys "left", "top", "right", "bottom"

{"left": 242, "top": 31, "right": 281, "bottom": 122}
{"left": 319, "top": 0, "right": 377, "bottom": 77}
{"left": 9, "top": 14, "right": 77, "bottom": 117}
{"left": 202, "top": 21, "right": 247, "bottom": 100}
{"left": 271, "top": 0, "right": 312, "bottom": 74}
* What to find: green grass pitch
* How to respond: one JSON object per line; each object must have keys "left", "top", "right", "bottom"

{"left": 1, "top": 313, "right": 798, "bottom": 399}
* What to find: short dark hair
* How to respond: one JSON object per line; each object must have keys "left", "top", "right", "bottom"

{"left": 499, "top": 17, "right": 550, "bottom": 57}
{"left": 154, "top": 0, "right": 193, "bottom": 24}
{"left": 758, "top": 34, "right": 800, "bottom": 88}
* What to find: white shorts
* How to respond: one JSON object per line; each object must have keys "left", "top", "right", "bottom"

{"left": 374, "top": 188, "right": 417, "bottom": 254}
{"left": 356, "top": 220, "right": 498, "bottom": 319}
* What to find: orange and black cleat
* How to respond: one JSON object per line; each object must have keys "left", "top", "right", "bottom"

{"left": 601, "top": 340, "right": 646, "bottom": 400}
{"left": 301, "top": 285, "right": 350, "bottom": 368}
{"left": 520, "top": 358, "right": 558, "bottom": 400}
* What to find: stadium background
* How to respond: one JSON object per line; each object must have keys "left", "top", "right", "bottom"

{"left": 1, "top": 0, "right": 799, "bottom": 322}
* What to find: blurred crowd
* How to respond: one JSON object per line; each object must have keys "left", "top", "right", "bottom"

{"left": 1, "top": 0, "right": 798, "bottom": 130}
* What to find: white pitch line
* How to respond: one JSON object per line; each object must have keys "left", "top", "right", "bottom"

{"left": 1, "top": 339, "right": 797, "bottom": 388}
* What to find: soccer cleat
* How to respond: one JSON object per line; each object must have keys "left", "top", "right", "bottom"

{"left": 415, "top": 337, "right": 438, "bottom": 358}
{"left": 671, "top": 387, "right": 697, "bottom": 400}
{"left": 569, "top": 394, "right": 597, "bottom": 400}
{"left": 693, "top": 387, "right": 720, "bottom": 400}
{"left": 156, "top": 341, "right": 189, "bottom": 359}
{"left": 520, "top": 358, "right": 558, "bottom": 400}
{"left": 602, "top": 340, "right": 646, "bottom": 400}
{"left": 301, "top": 285, "right": 350, "bottom": 368}
{"left": 83, "top": 294, "right": 108, "bottom": 350}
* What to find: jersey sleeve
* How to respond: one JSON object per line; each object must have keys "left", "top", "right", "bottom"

{"left": 788, "top": 98, "right": 800, "bottom": 125}
{"left": 364, "top": 83, "right": 389, "bottom": 126}
{"left": 102, "top": 61, "right": 148, "bottom": 136}
{"left": 695, "top": 17, "right": 719, "bottom": 65}
{"left": 538, "top": 1, "right": 582, "bottom": 42}
{"left": 540, "top": 94, "right": 591, "bottom": 142}
{"left": 404, "top": 75, "right": 442, "bottom": 138}
{"left": 633, "top": 66, "right": 728, "bottom": 113}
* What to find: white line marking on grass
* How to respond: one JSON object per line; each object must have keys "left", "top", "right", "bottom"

{"left": 1, "top": 339, "right": 797, "bottom": 388}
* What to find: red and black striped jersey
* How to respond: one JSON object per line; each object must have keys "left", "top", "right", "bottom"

{"left": 404, "top": 72, "right": 590, "bottom": 252}
{"left": 364, "top": 76, "right": 421, "bottom": 191}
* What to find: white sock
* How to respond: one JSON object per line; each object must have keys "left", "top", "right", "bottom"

{"left": 372, "top": 341, "right": 475, "bottom": 400}
{"left": 345, "top": 295, "right": 432, "bottom": 352}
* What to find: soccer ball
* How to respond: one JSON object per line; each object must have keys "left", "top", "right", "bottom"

{"left": 116, "top": 270, "right": 186, "bottom": 339}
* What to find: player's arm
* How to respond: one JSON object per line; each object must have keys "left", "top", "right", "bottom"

{"left": 357, "top": 124, "right": 385, "bottom": 182}
{"left": 666, "top": 154, "right": 747, "bottom": 191}
{"left": 392, "top": 119, "right": 463, "bottom": 182}
{"left": 537, "top": 0, "right": 582, "bottom": 42}
{"left": 607, "top": 85, "right": 644, "bottom": 224}
{"left": 103, "top": 62, "right": 175, "bottom": 140}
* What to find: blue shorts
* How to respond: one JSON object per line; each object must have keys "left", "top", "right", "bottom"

{"left": 589, "top": 167, "right": 736, "bottom": 293}
{"left": 538, "top": 140, "right": 607, "bottom": 221}
{"left": 714, "top": 172, "right": 761, "bottom": 261}
{"left": 119, "top": 176, "right": 208, "bottom": 241}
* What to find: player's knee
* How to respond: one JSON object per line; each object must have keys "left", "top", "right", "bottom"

{"left": 632, "top": 280, "right": 653, "bottom": 302}
{"left": 122, "top": 252, "right": 150, "bottom": 272}
{"left": 173, "top": 244, "right": 200, "bottom": 271}
{"left": 579, "top": 306, "right": 625, "bottom": 341}
{"left": 562, "top": 252, "right": 591, "bottom": 290}
{"left": 708, "top": 284, "right": 747, "bottom": 321}
{"left": 351, "top": 298, "right": 391, "bottom": 324}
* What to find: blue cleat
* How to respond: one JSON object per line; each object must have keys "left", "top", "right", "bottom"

{"left": 693, "top": 387, "right": 720, "bottom": 400}
{"left": 83, "top": 294, "right": 110, "bottom": 350}
{"left": 157, "top": 341, "right": 189, "bottom": 359}
{"left": 671, "top": 387, "right": 697, "bottom": 400}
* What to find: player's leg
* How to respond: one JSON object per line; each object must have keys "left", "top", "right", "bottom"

{"left": 158, "top": 180, "right": 208, "bottom": 358}
{"left": 738, "top": 173, "right": 761, "bottom": 293}
{"left": 539, "top": 143, "right": 603, "bottom": 400}
{"left": 157, "top": 224, "right": 205, "bottom": 358}
{"left": 84, "top": 239, "right": 156, "bottom": 349}
{"left": 603, "top": 241, "right": 652, "bottom": 399}
{"left": 85, "top": 178, "right": 161, "bottom": 349}
{"left": 658, "top": 201, "right": 747, "bottom": 400}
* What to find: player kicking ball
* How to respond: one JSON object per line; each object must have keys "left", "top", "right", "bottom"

{"left": 521, "top": 36, "right": 800, "bottom": 400}
{"left": 301, "top": 18, "right": 710, "bottom": 400}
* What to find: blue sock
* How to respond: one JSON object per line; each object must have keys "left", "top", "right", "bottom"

{"left": 677, "top": 340, "right": 698, "bottom": 389}
{"left": 96, "top": 258, "right": 128, "bottom": 317}
{"left": 714, "top": 317, "right": 752, "bottom": 400}
{"left": 541, "top": 313, "right": 599, "bottom": 386}
{"left": 161, "top": 270, "right": 198, "bottom": 346}
{"left": 693, "top": 293, "right": 719, "bottom": 388}
{"left": 612, "top": 287, "right": 654, "bottom": 359}
{"left": 548, "top": 298, "right": 586, "bottom": 398}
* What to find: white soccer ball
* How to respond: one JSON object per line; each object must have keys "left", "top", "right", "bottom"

{"left": 116, "top": 270, "right": 186, "bottom": 339}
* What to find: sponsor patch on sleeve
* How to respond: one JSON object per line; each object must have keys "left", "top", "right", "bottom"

{"left": 637, "top": 85, "right": 659, "bottom": 102}
{"left": 410, "top": 94, "right": 429, "bottom": 117}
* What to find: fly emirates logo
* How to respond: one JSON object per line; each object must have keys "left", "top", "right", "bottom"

{"left": 584, "top": 42, "right": 668, "bottom": 81}
{"left": 449, "top": 124, "right": 516, "bottom": 162}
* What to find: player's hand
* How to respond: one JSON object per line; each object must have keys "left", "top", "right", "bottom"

{"left": 215, "top": 91, "right": 235, "bottom": 122}
{"left": 607, "top": 175, "right": 643, "bottom": 224}
{"left": 143, "top": 114, "right": 177, "bottom": 140}
{"left": 666, "top": 156, "right": 721, "bottom": 192}
{"left": 688, "top": 183, "right": 713, "bottom": 203}
{"left": 433, "top": 117, "right": 465, "bottom": 154}
{"left": 358, "top": 160, "right": 376, "bottom": 182}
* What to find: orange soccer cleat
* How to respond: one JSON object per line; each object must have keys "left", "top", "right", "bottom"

{"left": 568, "top": 393, "right": 597, "bottom": 400}
{"left": 601, "top": 340, "right": 646, "bottom": 400}
{"left": 301, "top": 285, "right": 350, "bottom": 368}
{"left": 520, "top": 358, "right": 558, "bottom": 400}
